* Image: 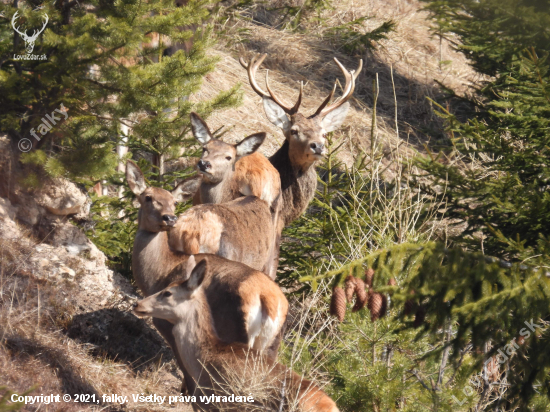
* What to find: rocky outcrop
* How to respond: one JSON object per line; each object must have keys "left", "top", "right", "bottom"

{"left": 35, "top": 178, "right": 89, "bottom": 217}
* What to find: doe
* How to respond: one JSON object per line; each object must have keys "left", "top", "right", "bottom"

{"left": 134, "top": 257, "right": 339, "bottom": 412}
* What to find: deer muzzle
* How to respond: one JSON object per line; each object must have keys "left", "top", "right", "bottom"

{"left": 162, "top": 214, "right": 177, "bottom": 227}
{"left": 197, "top": 160, "right": 211, "bottom": 172}
{"left": 309, "top": 142, "right": 326, "bottom": 156}
{"left": 133, "top": 301, "right": 151, "bottom": 318}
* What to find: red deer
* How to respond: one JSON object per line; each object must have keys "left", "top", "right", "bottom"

{"left": 188, "top": 112, "right": 281, "bottom": 210}
{"left": 240, "top": 54, "right": 362, "bottom": 227}
{"left": 126, "top": 160, "right": 278, "bottom": 279}
{"left": 126, "top": 161, "right": 285, "bottom": 390}
{"left": 133, "top": 257, "right": 339, "bottom": 412}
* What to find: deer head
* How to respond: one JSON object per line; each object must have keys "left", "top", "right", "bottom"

{"left": 133, "top": 256, "right": 207, "bottom": 323}
{"left": 240, "top": 54, "right": 362, "bottom": 171}
{"left": 190, "top": 112, "right": 266, "bottom": 184}
{"left": 12, "top": 11, "right": 48, "bottom": 54}
{"left": 126, "top": 160, "right": 198, "bottom": 233}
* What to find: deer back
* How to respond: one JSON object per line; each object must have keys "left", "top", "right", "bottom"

{"left": 136, "top": 260, "right": 335, "bottom": 412}
{"left": 168, "top": 196, "right": 277, "bottom": 278}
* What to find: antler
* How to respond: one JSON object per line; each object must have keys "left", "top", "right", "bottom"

{"left": 239, "top": 53, "right": 303, "bottom": 115}
{"left": 11, "top": 11, "right": 28, "bottom": 39}
{"left": 311, "top": 58, "right": 363, "bottom": 118}
{"left": 28, "top": 13, "right": 48, "bottom": 41}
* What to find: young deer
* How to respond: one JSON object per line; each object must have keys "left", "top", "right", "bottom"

{"left": 188, "top": 112, "right": 281, "bottom": 210}
{"left": 126, "top": 160, "right": 278, "bottom": 280}
{"left": 134, "top": 258, "right": 339, "bottom": 412}
{"left": 240, "top": 54, "right": 362, "bottom": 227}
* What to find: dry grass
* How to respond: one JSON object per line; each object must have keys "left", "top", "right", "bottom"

{"left": 0, "top": 232, "right": 189, "bottom": 411}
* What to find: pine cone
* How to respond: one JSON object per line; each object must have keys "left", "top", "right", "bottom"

{"left": 388, "top": 278, "right": 397, "bottom": 286}
{"left": 413, "top": 305, "right": 426, "bottom": 328}
{"left": 368, "top": 291, "right": 387, "bottom": 321}
{"left": 352, "top": 278, "right": 368, "bottom": 312}
{"left": 344, "top": 276, "right": 357, "bottom": 303}
{"left": 364, "top": 268, "right": 375, "bottom": 288}
{"left": 330, "top": 287, "right": 346, "bottom": 322}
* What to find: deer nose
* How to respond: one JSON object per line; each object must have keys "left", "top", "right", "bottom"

{"left": 162, "top": 214, "right": 177, "bottom": 226}
{"left": 197, "top": 160, "right": 211, "bottom": 172}
{"left": 310, "top": 142, "right": 325, "bottom": 155}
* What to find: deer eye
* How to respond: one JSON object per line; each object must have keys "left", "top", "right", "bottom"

{"left": 174, "top": 201, "right": 178, "bottom": 207}
{"left": 290, "top": 129, "right": 298, "bottom": 136}
{"left": 162, "top": 291, "right": 172, "bottom": 298}
{"left": 145, "top": 195, "right": 152, "bottom": 202}
{"left": 226, "top": 156, "right": 232, "bottom": 161}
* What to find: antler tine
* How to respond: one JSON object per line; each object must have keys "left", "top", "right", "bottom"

{"left": 313, "top": 58, "right": 362, "bottom": 118}
{"left": 265, "top": 70, "right": 303, "bottom": 115}
{"left": 311, "top": 83, "right": 337, "bottom": 118}
{"left": 240, "top": 53, "right": 303, "bottom": 115}
{"left": 239, "top": 53, "right": 269, "bottom": 98}
{"left": 353, "top": 59, "right": 363, "bottom": 80}
{"left": 291, "top": 80, "right": 303, "bottom": 114}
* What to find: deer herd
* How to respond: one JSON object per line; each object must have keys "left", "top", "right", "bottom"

{"left": 128, "top": 53, "right": 362, "bottom": 412}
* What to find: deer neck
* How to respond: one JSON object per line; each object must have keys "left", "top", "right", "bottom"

{"left": 133, "top": 210, "right": 180, "bottom": 296}
{"left": 269, "top": 140, "right": 318, "bottom": 226}
{"left": 172, "top": 292, "right": 219, "bottom": 384}
{"left": 199, "top": 171, "right": 235, "bottom": 204}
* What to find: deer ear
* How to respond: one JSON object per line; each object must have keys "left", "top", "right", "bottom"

{"left": 126, "top": 160, "right": 147, "bottom": 196}
{"left": 235, "top": 132, "right": 266, "bottom": 159}
{"left": 190, "top": 112, "right": 213, "bottom": 145}
{"left": 262, "top": 97, "right": 290, "bottom": 132}
{"left": 172, "top": 175, "right": 202, "bottom": 203}
{"left": 321, "top": 102, "right": 350, "bottom": 133}
{"left": 187, "top": 259, "right": 207, "bottom": 291}
{"left": 185, "top": 255, "right": 196, "bottom": 280}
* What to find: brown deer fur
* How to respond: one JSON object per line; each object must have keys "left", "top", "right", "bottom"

{"left": 241, "top": 54, "right": 361, "bottom": 227}
{"left": 134, "top": 259, "right": 338, "bottom": 412}
{"left": 127, "top": 160, "right": 278, "bottom": 280}
{"left": 167, "top": 196, "right": 277, "bottom": 278}
{"left": 127, "top": 161, "right": 286, "bottom": 390}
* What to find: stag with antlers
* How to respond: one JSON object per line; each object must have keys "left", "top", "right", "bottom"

{"left": 240, "top": 53, "right": 362, "bottom": 227}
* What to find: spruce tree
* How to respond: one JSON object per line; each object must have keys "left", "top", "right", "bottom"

{"left": 417, "top": 52, "right": 550, "bottom": 261}
{"left": 420, "top": 0, "right": 550, "bottom": 79}
{"left": 0, "top": 0, "right": 240, "bottom": 183}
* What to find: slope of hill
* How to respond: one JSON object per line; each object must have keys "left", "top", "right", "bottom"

{"left": 193, "top": 0, "right": 479, "bottom": 168}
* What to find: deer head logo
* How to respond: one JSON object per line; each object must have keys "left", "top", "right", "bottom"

{"left": 11, "top": 11, "right": 49, "bottom": 54}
